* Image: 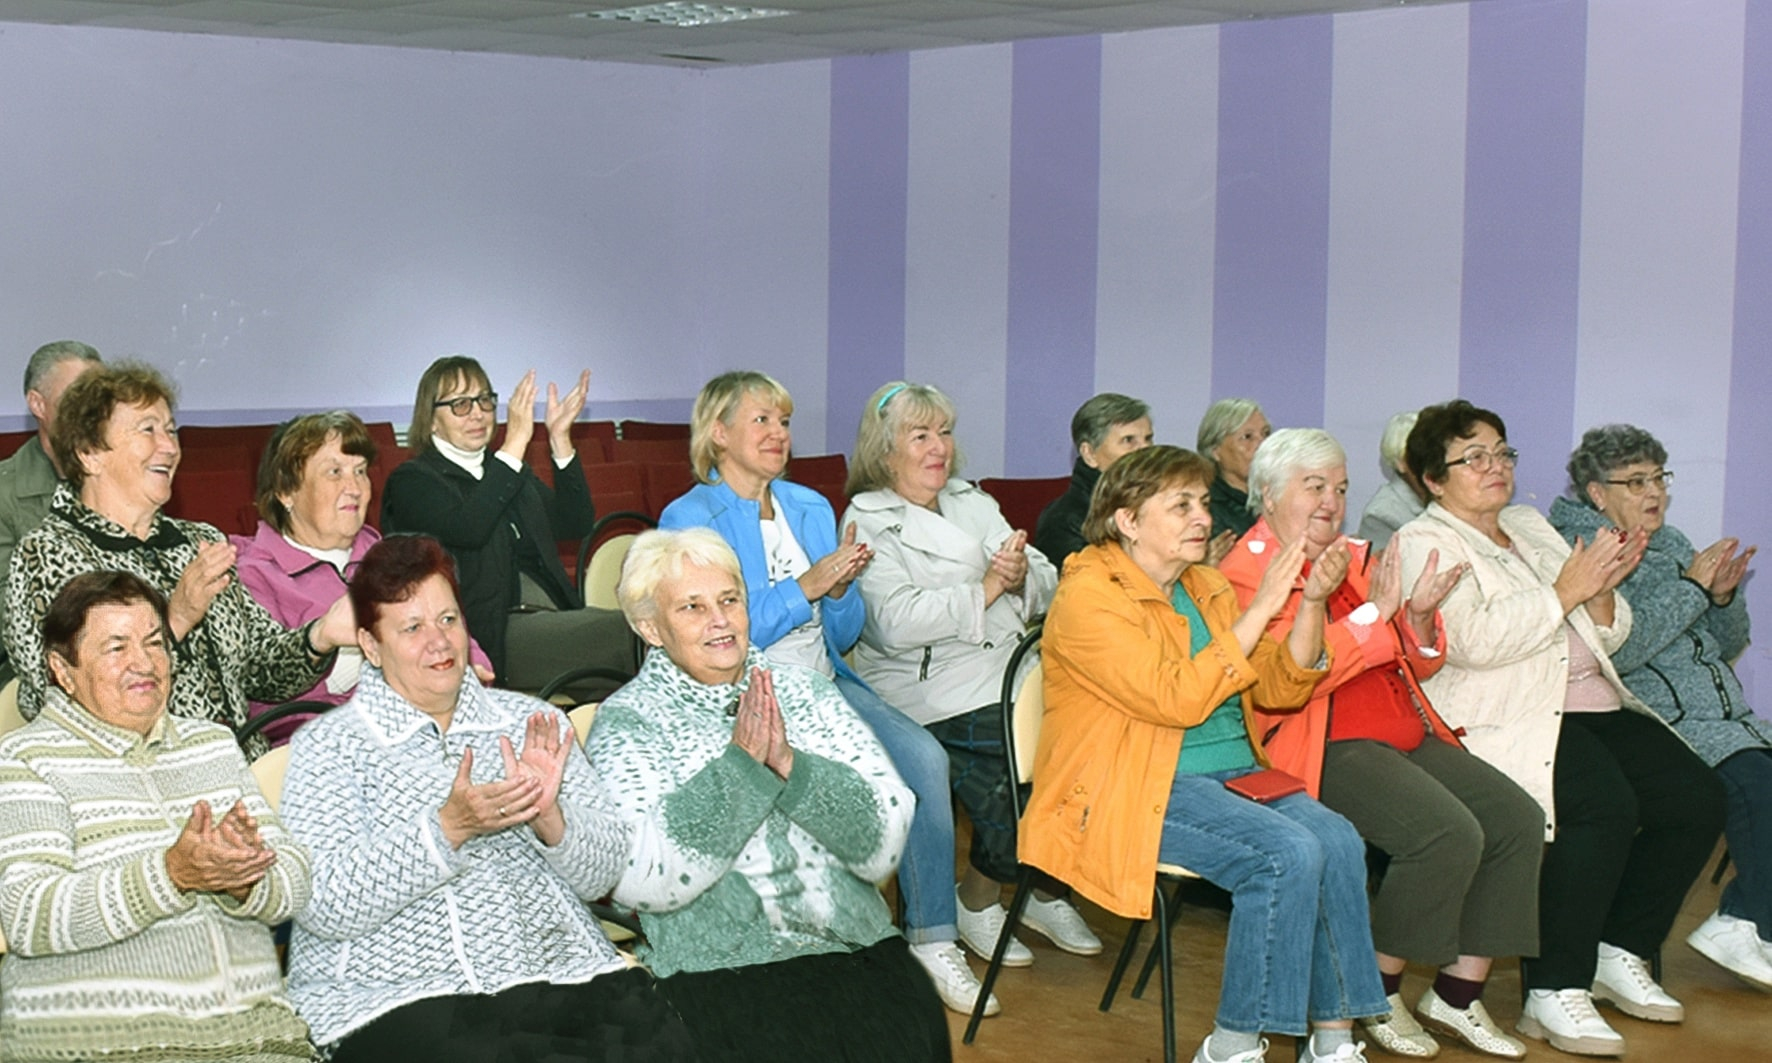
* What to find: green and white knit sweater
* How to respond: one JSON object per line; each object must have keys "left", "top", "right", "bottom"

{"left": 0, "top": 688, "right": 314, "bottom": 1061}
{"left": 586, "top": 647, "right": 913, "bottom": 979}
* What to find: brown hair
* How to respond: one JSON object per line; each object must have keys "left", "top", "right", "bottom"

{"left": 256, "top": 411, "right": 379, "bottom": 533}
{"left": 1081, "top": 445, "right": 1216, "bottom": 547}
{"left": 43, "top": 571, "right": 171, "bottom": 680}
{"left": 1405, "top": 399, "right": 1509, "bottom": 488}
{"left": 408, "top": 356, "right": 492, "bottom": 452}
{"left": 50, "top": 362, "right": 178, "bottom": 492}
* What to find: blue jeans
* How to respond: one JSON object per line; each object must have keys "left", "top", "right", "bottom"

{"left": 835, "top": 673, "right": 959, "bottom": 944}
{"left": 1160, "top": 769, "right": 1387, "bottom": 1036}
{"left": 1717, "top": 748, "right": 1772, "bottom": 940}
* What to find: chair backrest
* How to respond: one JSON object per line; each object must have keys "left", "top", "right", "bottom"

{"left": 584, "top": 533, "right": 639, "bottom": 610}
{"left": 996, "top": 622, "right": 1045, "bottom": 819}
{"left": 977, "top": 476, "right": 1070, "bottom": 537}
{"left": 250, "top": 745, "right": 293, "bottom": 811}
{"left": 0, "top": 678, "right": 25, "bottom": 740}
{"left": 611, "top": 438, "right": 690, "bottom": 465}
{"left": 568, "top": 702, "right": 601, "bottom": 745}
{"left": 618, "top": 420, "right": 691, "bottom": 441}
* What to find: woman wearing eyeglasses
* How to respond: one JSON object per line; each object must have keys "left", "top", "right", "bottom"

{"left": 1549, "top": 425, "right": 1770, "bottom": 993}
{"left": 381, "top": 357, "right": 640, "bottom": 693}
{"left": 1392, "top": 401, "right": 1723, "bottom": 1058}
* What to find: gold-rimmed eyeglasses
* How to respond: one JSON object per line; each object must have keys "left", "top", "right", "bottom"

{"left": 1603, "top": 470, "right": 1673, "bottom": 495}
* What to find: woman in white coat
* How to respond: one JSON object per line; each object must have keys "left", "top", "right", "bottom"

{"left": 842, "top": 381, "right": 1099, "bottom": 969}
{"left": 1392, "top": 400, "right": 1723, "bottom": 1059}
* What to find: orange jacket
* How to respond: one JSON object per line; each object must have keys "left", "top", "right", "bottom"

{"left": 1218, "top": 520, "right": 1460, "bottom": 799}
{"left": 1019, "top": 542, "right": 1327, "bottom": 919}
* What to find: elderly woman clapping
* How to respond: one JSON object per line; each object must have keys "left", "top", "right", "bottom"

{"left": 0, "top": 571, "right": 313, "bottom": 1062}
{"left": 1551, "top": 424, "right": 1771, "bottom": 992}
{"left": 4, "top": 363, "right": 355, "bottom": 760}
{"left": 1393, "top": 400, "right": 1723, "bottom": 1057}
{"left": 1221, "top": 429, "right": 1543, "bottom": 1059}
{"left": 586, "top": 529, "right": 949, "bottom": 1062}
{"left": 280, "top": 535, "right": 694, "bottom": 1063}
{"left": 843, "top": 381, "right": 1100, "bottom": 966}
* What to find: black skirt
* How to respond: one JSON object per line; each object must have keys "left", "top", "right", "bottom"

{"left": 327, "top": 968, "right": 697, "bottom": 1063}
{"left": 656, "top": 937, "right": 951, "bottom": 1063}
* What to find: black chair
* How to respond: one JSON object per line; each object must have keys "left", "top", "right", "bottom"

{"left": 237, "top": 699, "right": 334, "bottom": 749}
{"left": 538, "top": 665, "right": 638, "bottom": 705}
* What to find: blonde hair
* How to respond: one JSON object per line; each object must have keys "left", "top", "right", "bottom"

{"left": 616, "top": 528, "right": 746, "bottom": 629}
{"left": 845, "top": 381, "right": 961, "bottom": 496}
{"left": 688, "top": 371, "right": 795, "bottom": 484}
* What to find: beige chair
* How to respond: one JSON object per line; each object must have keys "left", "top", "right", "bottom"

{"left": 962, "top": 624, "right": 1198, "bottom": 1063}
{"left": 250, "top": 745, "right": 293, "bottom": 811}
{"left": 582, "top": 532, "right": 639, "bottom": 612}
{"left": 567, "top": 702, "right": 600, "bottom": 746}
{"left": 0, "top": 677, "right": 26, "bottom": 739}
{"left": 563, "top": 701, "right": 638, "bottom": 946}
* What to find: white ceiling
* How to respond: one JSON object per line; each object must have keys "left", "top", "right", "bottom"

{"left": 0, "top": 0, "right": 1472, "bottom": 67}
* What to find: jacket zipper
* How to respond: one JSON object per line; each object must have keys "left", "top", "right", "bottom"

{"left": 918, "top": 646, "right": 932, "bottom": 682}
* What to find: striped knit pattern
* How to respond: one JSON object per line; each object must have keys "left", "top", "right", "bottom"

{"left": 586, "top": 646, "right": 912, "bottom": 979}
{"left": 280, "top": 669, "right": 632, "bottom": 1049}
{"left": 0, "top": 688, "right": 314, "bottom": 1062}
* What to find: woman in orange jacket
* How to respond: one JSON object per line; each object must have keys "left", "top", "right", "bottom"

{"left": 1221, "top": 429, "right": 1544, "bottom": 1061}
{"left": 1021, "top": 445, "right": 1385, "bottom": 1063}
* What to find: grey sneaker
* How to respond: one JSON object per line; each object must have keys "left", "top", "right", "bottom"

{"left": 1358, "top": 993, "right": 1439, "bottom": 1058}
{"left": 1019, "top": 893, "right": 1103, "bottom": 956}
{"left": 908, "top": 940, "right": 999, "bottom": 1016}
{"left": 954, "top": 889, "right": 1033, "bottom": 967}
{"left": 1415, "top": 988, "right": 1524, "bottom": 1059}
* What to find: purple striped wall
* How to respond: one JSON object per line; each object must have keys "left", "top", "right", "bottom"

{"left": 825, "top": 53, "right": 910, "bottom": 449}
{"left": 1002, "top": 36, "right": 1102, "bottom": 477}
{"left": 1459, "top": 0, "right": 1588, "bottom": 506}
{"left": 1728, "top": 0, "right": 1772, "bottom": 702}
{"left": 1211, "top": 16, "right": 1334, "bottom": 431}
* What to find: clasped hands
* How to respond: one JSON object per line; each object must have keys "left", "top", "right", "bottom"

{"left": 438, "top": 711, "right": 571, "bottom": 849}
{"left": 981, "top": 530, "right": 1031, "bottom": 605}
{"left": 801, "top": 522, "right": 874, "bottom": 602}
{"left": 731, "top": 667, "right": 795, "bottom": 781}
{"left": 165, "top": 800, "right": 275, "bottom": 903}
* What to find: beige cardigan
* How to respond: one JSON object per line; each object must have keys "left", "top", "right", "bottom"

{"left": 1393, "top": 502, "right": 1679, "bottom": 840}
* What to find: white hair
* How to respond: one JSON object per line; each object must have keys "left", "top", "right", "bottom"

{"left": 1379, "top": 410, "right": 1419, "bottom": 482}
{"left": 1248, "top": 428, "right": 1347, "bottom": 513}
{"left": 616, "top": 528, "right": 745, "bottom": 628}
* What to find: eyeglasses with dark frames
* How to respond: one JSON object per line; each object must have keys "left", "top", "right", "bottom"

{"left": 433, "top": 393, "right": 498, "bottom": 417}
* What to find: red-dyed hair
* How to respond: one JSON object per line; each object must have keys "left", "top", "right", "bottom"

{"left": 348, "top": 535, "right": 462, "bottom": 633}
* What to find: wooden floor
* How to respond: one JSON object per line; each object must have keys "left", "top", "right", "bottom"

{"left": 943, "top": 847, "right": 1772, "bottom": 1062}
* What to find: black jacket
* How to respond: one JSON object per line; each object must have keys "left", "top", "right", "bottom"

{"left": 381, "top": 449, "right": 595, "bottom": 680}
{"left": 1033, "top": 459, "right": 1100, "bottom": 571}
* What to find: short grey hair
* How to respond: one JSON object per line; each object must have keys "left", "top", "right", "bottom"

{"left": 1070, "top": 393, "right": 1150, "bottom": 450}
{"left": 1567, "top": 424, "right": 1667, "bottom": 508}
{"left": 1196, "top": 398, "right": 1264, "bottom": 455}
{"left": 1379, "top": 411, "right": 1418, "bottom": 482}
{"left": 1249, "top": 428, "right": 1347, "bottom": 514}
{"left": 24, "top": 341, "right": 102, "bottom": 398}
{"left": 616, "top": 528, "right": 746, "bottom": 629}
{"left": 846, "top": 381, "right": 962, "bottom": 496}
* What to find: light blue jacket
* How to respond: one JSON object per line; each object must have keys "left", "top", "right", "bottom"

{"left": 660, "top": 478, "right": 866, "bottom": 684}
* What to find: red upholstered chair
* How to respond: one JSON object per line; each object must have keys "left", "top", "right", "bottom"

{"left": 617, "top": 420, "right": 690, "bottom": 441}
{"left": 976, "top": 476, "right": 1069, "bottom": 539}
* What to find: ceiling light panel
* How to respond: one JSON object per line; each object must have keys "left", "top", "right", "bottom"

{"left": 576, "top": 3, "right": 796, "bottom": 27}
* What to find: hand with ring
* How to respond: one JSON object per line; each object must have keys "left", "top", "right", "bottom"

{"left": 437, "top": 747, "right": 543, "bottom": 850}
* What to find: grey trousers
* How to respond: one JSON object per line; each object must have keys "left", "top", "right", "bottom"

{"left": 503, "top": 605, "right": 645, "bottom": 700}
{"left": 1318, "top": 737, "right": 1545, "bottom": 966}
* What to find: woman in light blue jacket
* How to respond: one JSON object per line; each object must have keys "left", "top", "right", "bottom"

{"left": 658, "top": 371, "right": 987, "bottom": 1018}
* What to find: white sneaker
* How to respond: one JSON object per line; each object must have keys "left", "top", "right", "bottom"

{"left": 1358, "top": 993, "right": 1439, "bottom": 1057}
{"left": 954, "top": 889, "right": 1033, "bottom": 967}
{"left": 1301, "top": 1039, "right": 1370, "bottom": 1063}
{"left": 1193, "top": 1036, "right": 1269, "bottom": 1063}
{"left": 907, "top": 940, "right": 999, "bottom": 1016}
{"left": 1591, "top": 942, "right": 1684, "bottom": 1022}
{"left": 1018, "top": 893, "right": 1103, "bottom": 956}
{"left": 1516, "top": 988, "right": 1625, "bottom": 1057}
{"left": 1687, "top": 910, "right": 1772, "bottom": 991}
{"left": 1414, "top": 988, "right": 1524, "bottom": 1059}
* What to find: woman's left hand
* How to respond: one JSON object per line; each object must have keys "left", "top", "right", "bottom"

{"left": 167, "top": 540, "right": 236, "bottom": 640}
{"left": 732, "top": 667, "right": 794, "bottom": 780}
{"left": 544, "top": 370, "right": 591, "bottom": 460}
{"left": 1402, "top": 548, "right": 1465, "bottom": 645}
{"left": 1301, "top": 538, "right": 1350, "bottom": 603}
{"left": 309, "top": 593, "right": 356, "bottom": 656}
{"left": 1711, "top": 542, "right": 1756, "bottom": 604}
{"left": 986, "top": 531, "right": 1030, "bottom": 599}
{"left": 800, "top": 522, "right": 874, "bottom": 602}
{"left": 500, "top": 712, "right": 570, "bottom": 846}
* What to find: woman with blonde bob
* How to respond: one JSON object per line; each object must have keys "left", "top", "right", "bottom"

{"left": 586, "top": 528, "right": 949, "bottom": 1061}
{"left": 1023, "top": 444, "right": 1385, "bottom": 1063}
{"left": 843, "top": 382, "right": 1101, "bottom": 970}
{"left": 658, "top": 372, "right": 983, "bottom": 1015}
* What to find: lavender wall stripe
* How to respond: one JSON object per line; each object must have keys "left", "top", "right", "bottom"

{"left": 1211, "top": 15, "right": 1334, "bottom": 431}
{"left": 1003, "top": 35, "right": 1103, "bottom": 478}
{"left": 826, "top": 53, "right": 910, "bottom": 450}
{"left": 1459, "top": 0, "right": 1587, "bottom": 507}
{"left": 1726, "top": 0, "right": 1772, "bottom": 706}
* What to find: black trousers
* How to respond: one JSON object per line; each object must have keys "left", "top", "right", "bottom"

{"left": 1525, "top": 711, "right": 1725, "bottom": 990}
{"left": 328, "top": 970, "right": 697, "bottom": 1063}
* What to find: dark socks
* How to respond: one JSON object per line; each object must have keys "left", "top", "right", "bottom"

{"left": 1381, "top": 970, "right": 1404, "bottom": 997}
{"left": 1432, "top": 971, "right": 1486, "bottom": 1010}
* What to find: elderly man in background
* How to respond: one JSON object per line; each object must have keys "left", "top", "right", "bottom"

{"left": 0, "top": 341, "right": 102, "bottom": 685}
{"left": 1034, "top": 393, "right": 1153, "bottom": 569}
